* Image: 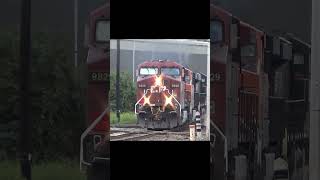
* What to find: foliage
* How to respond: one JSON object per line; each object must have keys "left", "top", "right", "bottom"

{"left": 0, "top": 31, "right": 86, "bottom": 161}
{"left": 109, "top": 71, "right": 136, "bottom": 112}
{"left": 110, "top": 112, "right": 137, "bottom": 124}
{"left": 0, "top": 31, "right": 21, "bottom": 159}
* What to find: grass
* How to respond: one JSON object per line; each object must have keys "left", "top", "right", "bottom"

{"left": 0, "top": 160, "right": 86, "bottom": 180}
{"left": 110, "top": 111, "right": 137, "bottom": 125}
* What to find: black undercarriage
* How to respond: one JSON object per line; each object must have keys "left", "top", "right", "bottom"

{"left": 137, "top": 106, "right": 181, "bottom": 129}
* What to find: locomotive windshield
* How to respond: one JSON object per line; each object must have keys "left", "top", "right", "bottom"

{"left": 140, "top": 67, "right": 159, "bottom": 75}
{"left": 211, "top": 20, "right": 223, "bottom": 43}
{"left": 95, "top": 20, "right": 110, "bottom": 42}
{"left": 161, "top": 67, "right": 180, "bottom": 76}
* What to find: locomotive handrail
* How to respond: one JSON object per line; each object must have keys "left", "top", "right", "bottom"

{"left": 135, "top": 89, "right": 151, "bottom": 114}
{"left": 211, "top": 121, "right": 228, "bottom": 173}
{"left": 93, "top": 157, "right": 110, "bottom": 162}
{"left": 80, "top": 107, "right": 108, "bottom": 171}
{"left": 285, "top": 99, "right": 305, "bottom": 103}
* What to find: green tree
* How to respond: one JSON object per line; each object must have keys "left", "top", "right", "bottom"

{"left": 0, "top": 31, "right": 86, "bottom": 161}
{"left": 109, "top": 71, "right": 136, "bottom": 112}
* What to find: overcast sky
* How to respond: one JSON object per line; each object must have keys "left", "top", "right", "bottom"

{"left": 1, "top": 1, "right": 311, "bottom": 43}
{"left": 213, "top": 0, "right": 311, "bottom": 43}
{"left": 1, "top": 0, "right": 106, "bottom": 34}
{"left": 0, "top": 0, "right": 106, "bottom": 64}
{"left": 110, "top": 39, "right": 209, "bottom": 78}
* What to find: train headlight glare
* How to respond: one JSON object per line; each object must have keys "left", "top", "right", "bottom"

{"left": 172, "top": 84, "right": 179, "bottom": 88}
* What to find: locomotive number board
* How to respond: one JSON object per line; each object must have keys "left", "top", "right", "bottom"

{"left": 88, "top": 72, "right": 109, "bottom": 83}
{"left": 211, "top": 72, "right": 224, "bottom": 82}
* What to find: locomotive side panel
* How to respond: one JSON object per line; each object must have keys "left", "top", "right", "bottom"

{"left": 184, "top": 68, "right": 193, "bottom": 112}
{"left": 242, "top": 71, "right": 259, "bottom": 94}
{"left": 81, "top": 3, "right": 110, "bottom": 171}
{"left": 226, "top": 61, "right": 239, "bottom": 149}
{"left": 212, "top": 61, "right": 227, "bottom": 132}
{"left": 87, "top": 4, "right": 109, "bottom": 135}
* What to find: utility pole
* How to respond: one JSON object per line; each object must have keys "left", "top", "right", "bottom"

{"left": 151, "top": 43, "right": 155, "bottom": 60}
{"left": 116, "top": 39, "right": 121, "bottom": 124}
{"left": 74, "top": 0, "right": 78, "bottom": 67}
{"left": 309, "top": 0, "right": 320, "bottom": 179}
{"left": 19, "top": 0, "right": 32, "bottom": 180}
{"left": 132, "top": 40, "right": 136, "bottom": 83}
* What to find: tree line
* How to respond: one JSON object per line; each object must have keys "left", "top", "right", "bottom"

{"left": 0, "top": 31, "right": 85, "bottom": 162}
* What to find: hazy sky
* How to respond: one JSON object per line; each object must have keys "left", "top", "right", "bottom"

{"left": 110, "top": 40, "right": 209, "bottom": 77}
{"left": 213, "top": 0, "right": 311, "bottom": 43}
{"left": 0, "top": 0, "right": 106, "bottom": 64}
{"left": 1, "top": 0, "right": 311, "bottom": 43}
{"left": 0, "top": 0, "right": 105, "bottom": 33}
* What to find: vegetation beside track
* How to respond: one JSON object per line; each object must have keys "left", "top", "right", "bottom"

{"left": 109, "top": 70, "right": 137, "bottom": 125}
{"left": 109, "top": 71, "right": 136, "bottom": 112}
{"left": 0, "top": 160, "right": 86, "bottom": 180}
{"left": 110, "top": 112, "right": 137, "bottom": 124}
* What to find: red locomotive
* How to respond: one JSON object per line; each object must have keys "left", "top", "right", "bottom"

{"left": 211, "top": 4, "right": 266, "bottom": 178}
{"left": 211, "top": 4, "right": 265, "bottom": 146}
{"left": 80, "top": 3, "right": 109, "bottom": 171}
{"left": 135, "top": 60, "right": 206, "bottom": 129}
{"left": 211, "top": 4, "right": 310, "bottom": 180}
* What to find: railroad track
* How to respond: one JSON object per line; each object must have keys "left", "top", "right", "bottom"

{"left": 111, "top": 131, "right": 163, "bottom": 141}
{"left": 110, "top": 126, "right": 190, "bottom": 141}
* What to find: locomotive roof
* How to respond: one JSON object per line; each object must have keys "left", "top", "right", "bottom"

{"left": 239, "top": 21, "right": 264, "bottom": 35}
{"left": 212, "top": 4, "right": 264, "bottom": 34}
{"left": 90, "top": 3, "right": 109, "bottom": 19}
{"left": 211, "top": 4, "right": 232, "bottom": 19}
{"left": 286, "top": 34, "right": 311, "bottom": 48}
{"left": 138, "top": 60, "right": 184, "bottom": 68}
{"left": 212, "top": 4, "right": 309, "bottom": 47}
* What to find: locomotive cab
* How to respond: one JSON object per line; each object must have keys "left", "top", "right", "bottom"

{"left": 80, "top": 3, "right": 110, "bottom": 172}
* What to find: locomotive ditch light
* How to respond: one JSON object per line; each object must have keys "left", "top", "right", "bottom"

{"left": 164, "top": 94, "right": 173, "bottom": 106}
{"left": 143, "top": 95, "right": 151, "bottom": 106}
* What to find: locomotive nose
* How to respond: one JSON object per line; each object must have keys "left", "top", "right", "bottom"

{"left": 149, "top": 91, "right": 163, "bottom": 106}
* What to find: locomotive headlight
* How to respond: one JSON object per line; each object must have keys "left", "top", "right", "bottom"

{"left": 155, "top": 75, "right": 163, "bottom": 86}
{"left": 172, "top": 84, "right": 179, "bottom": 88}
{"left": 138, "top": 84, "right": 146, "bottom": 88}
